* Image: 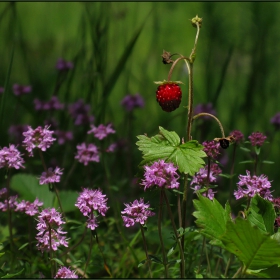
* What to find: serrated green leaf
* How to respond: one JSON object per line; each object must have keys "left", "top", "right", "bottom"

{"left": 248, "top": 195, "right": 275, "bottom": 235}
{"left": 221, "top": 218, "right": 280, "bottom": 271}
{"left": 193, "top": 195, "right": 231, "bottom": 241}
{"left": 136, "top": 127, "right": 206, "bottom": 175}
{"left": 158, "top": 126, "right": 180, "bottom": 146}
{"left": 193, "top": 196, "right": 280, "bottom": 273}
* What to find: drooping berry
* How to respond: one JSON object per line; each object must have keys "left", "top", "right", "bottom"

{"left": 156, "top": 82, "right": 182, "bottom": 112}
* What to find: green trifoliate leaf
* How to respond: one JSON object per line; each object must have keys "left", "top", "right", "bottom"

{"left": 136, "top": 126, "right": 206, "bottom": 175}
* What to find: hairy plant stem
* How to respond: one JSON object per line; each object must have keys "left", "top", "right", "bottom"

{"left": 163, "top": 190, "right": 185, "bottom": 278}
{"left": 158, "top": 189, "right": 168, "bottom": 278}
{"left": 140, "top": 225, "right": 152, "bottom": 278}
{"left": 193, "top": 113, "right": 225, "bottom": 138}
{"left": 229, "top": 143, "right": 237, "bottom": 207}
{"left": 181, "top": 61, "right": 193, "bottom": 251}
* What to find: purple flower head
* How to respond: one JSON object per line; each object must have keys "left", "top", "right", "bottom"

{"left": 75, "top": 188, "right": 109, "bottom": 230}
{"left": 272, "top": 197, "right": 280, "bottom": 209}
{"left": 15, "top": 198, "right": 43, "bottom": 216}
{"left": 191, "top": 163, "right": 221, "bottom": 191}
{"left": 22, "top": 125, "right": 56, "bottom": 157}
{"left": 34, "top": 96, "right": 64, "bottom": 111}
{"left": 87, "top": 123, "right": 116, "bottom": 140}
{"left": 39, "top": 167, "right": 63, "bottom": 185}
{"left": 75, "top": 143, "right": 99, "bottom": 166}
{"left": 202, "top": 140, "right": 220, "bottom": 159}
{"left": 54, "top": 267, "right": 78, "bottom": 279}
{"left": 270, "top": 112, "right": 280, "bottom": 130}
{"left": 248, "top": 131, "right": 267, "bottom": 147}
{"left": 13, "top": 84, "right": 32, "bottom": 96}
{"left": 234, "top": 170, "right": 273, "bottom": 201}
{"left": 55, "top": 130, "right": 73, "bottom": 145}
{"left": 205, "top": 189, "right": 216, "bottom": 200}
{"left": 141, "top": 160, "right": 180, "bottom": 191}
{"left": 0, "top": 144, "right": 25, "bottom": 169}
{"left": 121, "top": 198, "right": 155, "bottom": 227}
{"left": 56, "top": 58, "right": 74, "bottom": 71}
{"left": 68, "top": 99, "right": 94, "bottom": 126}
{"left": 121, "top": 93, "right": 145, "bottom": 112}
{"left": 193, "top": 103, "right": 216, "bottom": 120}
{"left": 36, "top": 208, "right": 68, "bottom": 253}
{"left": 230, "top": 130, "right": 244, "bottom": 144}
{"left": 0, "top": 87, "right": 4, "bottom": 94}
{"left": 0, "top": 194, "right": 18, "bottom": 211}
{"left": 106, "top": 142, "right": 117, "bottom": 153}
{"left": 0, "top": 188, "right": 7, "bottom": 198}
{"left": 8, "top": 124, "right": 29, "bottom": 144}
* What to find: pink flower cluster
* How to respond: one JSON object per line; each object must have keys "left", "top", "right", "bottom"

{"left": 141, "top": 160, "right": 180, "bottom": 190}
{"left": 234, "top": 170, "right": 273, "bottom": 201}
{"left": 75, "top": 188, "right": 109, "bottom": 230}
{"left": 54, "top": 266, "right": 78, "bottom": 278}
{"left": 39, "top": 167, "right": 63, "bottom": 185}
{"left": 36, "top": 208, "right": 68, "bottom": 253}
{"left": 22, "top": 125, "right": 56, "bottom": 156}
{"left": 121, "top": 198, "right": 155, "bottom": 227}
{"left": 0, "top": 144, "right": 25, "bottom": 169}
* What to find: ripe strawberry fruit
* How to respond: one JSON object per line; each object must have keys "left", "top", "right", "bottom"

{"left": 156, "top": 82, "right": 182, "bottom": 112}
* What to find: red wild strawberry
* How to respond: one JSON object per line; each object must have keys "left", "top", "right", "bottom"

{"left": 156, "top": 82, "right": 182, "bottom": 112}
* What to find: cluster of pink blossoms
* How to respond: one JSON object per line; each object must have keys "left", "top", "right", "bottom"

{"left": 39, "top": 167, "right": 63, "bottom": 185}
{"left": 202, "top": 140, "right": 220, "bottom": 159}
{"left": 36, "top": 208, "right": 68, "bottom": 253}
{"left": 121, "top": 198, "right": 155, "bottom": 227}
{"left": 75, "top": 188, "right": 109, "bottom": 230}
{"left": 87, "top": 123, "right": 115, "bottom": 140}
{"left": 191, "top": 163, "right": 222, "bottom": 200}
{"left": 54, "top": 266, "right": 78, "bottom": 278}
{"left": 15, "top": 198, "right": 43, "bottom": 216}
{"left": 22, "top": 125, "right": 56, "bottom": 156}
{"left": 234, "top": 170, "right": 273, "bottom": 201}
{"left": 141, "top": 160, "right": 180, "bottom": 190}
{"left": 0, "top": 144, "right": 25, "bottom": 169}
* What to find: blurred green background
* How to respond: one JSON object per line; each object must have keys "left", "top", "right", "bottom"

{"left": 1, "top": 2, "right": 280, "bottom": 195}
